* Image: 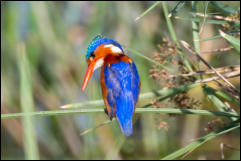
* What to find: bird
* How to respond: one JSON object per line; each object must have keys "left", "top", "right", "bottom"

{"left": 82, "top": 35, "right": 140, "bottom": 136}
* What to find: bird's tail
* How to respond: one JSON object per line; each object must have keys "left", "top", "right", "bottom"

{"left": 116, "top": 115, "right": 133, "bottom": 136}
{"left": 115, "top": 96, "right": 135, "bottom": 136}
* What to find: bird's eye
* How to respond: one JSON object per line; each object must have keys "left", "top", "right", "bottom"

{"left": 90, "top": 52, "right": 95, "bottom": 58}
{"left": 88, "top": 52, "right": 95, "bottom": 62}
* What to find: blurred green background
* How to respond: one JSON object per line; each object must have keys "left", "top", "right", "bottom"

{"left": 1, "top": 1, "right": 240, "bottom": 160}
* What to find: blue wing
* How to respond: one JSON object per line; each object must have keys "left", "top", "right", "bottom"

{"left": 103, "top": 60, "right": 140, "bottom": 136}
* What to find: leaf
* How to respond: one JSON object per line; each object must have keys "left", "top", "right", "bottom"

{"left": 202, "top": 85, "right": 237, "bottom": 121}
{"left": 1, "top": 107, "right": 239, "bottom": 119}
{"left": 210, "top": 1, "right": 239, "bottom": 14}
{"left": 80, "top": 120, "right": 114, "bottom": 136}
{"left": 126, "top": 47, "right": 174, "bottom": 72}
{"left": 168, "top": 1, "right": 186, "bottom": 18}
{"left": 162, "top": 1, "right": 193, "bottom": 72}
{"left": 161, "top": 120, "right": 240, "bottom": 160}
{"left": 191, "top": 1, "right": 202, "bottom": 76}
{"left": 175, "top": 16, "right": 231, "bottom": 25}
{"left": 203, "top": 85, "right": 231, "bottom": 112}
{"left": 17, "top": 43, "right": 39, "bottom": 159}
{"left": 142, "top": 83, "right": 200, "bottom": 98}
{"left": 135, "top": 1, "right": 161, "bottom": 21}
{"left": 198, "top": 30, "right": 240, "bottom": 42}
{"left": 215, "top": 90, "right": 240, "bottom": 106}
{"left": 60, "top": 83, "right": 200, "bottom": 109}
{"left": 219, "top": 30, "right": 240, "bottom": 53}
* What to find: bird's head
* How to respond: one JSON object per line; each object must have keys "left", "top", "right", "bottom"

{"left": 82, "top": 35, "right": 125, "bottom": 90}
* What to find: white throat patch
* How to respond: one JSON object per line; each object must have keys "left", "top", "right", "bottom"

{"left": 104, "top": 44, "right": 122, "bottom": 54}
{"left": 94, "top": 58, "right": 104, "bottom": 71}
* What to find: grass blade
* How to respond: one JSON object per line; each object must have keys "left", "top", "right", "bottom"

{"left": 198, "top": 30, "right": 240, "bottom": 42}
{"left": 126, "top": 47, "right": 174, "bottom": 72}
{"left": 202, "top": 85, "right": 237, "bottom": 121}
{"left": 198, "top": 1, "right": 209, "bottom": 34}
{"left": 161, "top": 119, "right": 240, "bottom": 160}
{"left": 203, "top": 85, "right": 232, "bottom": 112}
{"left": 140, "top": 83, "right": 200, "bottom": 99}
{"left": 17, "top": 43, "right": 39, "bottom": 159}
{"left": 219, "top": 30, "right": 240, "bottom": 53}
{"left": 60, "top": 83, "right": 200, "bottom": 109}
{"left": 60, "top": 99, "right": 105, "bottom": 109}
{"left": 80, "top": 120, "right": 114, "bottom": 136}
{"left": 162, "top": 1, "right": 193, "bottom": 72}
{"left": 1, "top": 108, "right": 239, "bottom": 119}
{"left": 191, "top": 1, "right": 202, "bottom": 78}
{"left": 215, "top": 90, "right": 240, "bottom": 106}
{"left": 175, "top": 16, "right": 233, "bottom": 25}
{"left": 162, "top": 1, "right": 180, "bottom": 47}
{"left": 168, "top": 1, "right": 186, "bottom": 18}
{"left": 180, "top": 40, "right": 239, "bottom": 94}
{"left": 210, "top": 1, "right": 239, "bottom": 14}
{"left": 135, "top": 1, "right": 161, "bottom": 21}
{"left": 136, "top": 108, "right": 239, "bottom": 118}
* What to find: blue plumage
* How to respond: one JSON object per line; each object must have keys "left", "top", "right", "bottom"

{"left": 86, "top": 35, "right": 125, "bottom": 59}
{"left": 82, "top": 35, "right": 140, "bottom": 136}
{"left": 104, "top": 60, "right": 140, "bottom": 136}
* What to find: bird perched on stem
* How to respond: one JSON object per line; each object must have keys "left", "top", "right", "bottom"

{"left": 82, "top": 35, "right": 140, "bottom": 136}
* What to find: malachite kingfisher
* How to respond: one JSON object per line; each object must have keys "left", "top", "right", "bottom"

{"left": 82, "top": 35, "right": 140, "bottom": 136}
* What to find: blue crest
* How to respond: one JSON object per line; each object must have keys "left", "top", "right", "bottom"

{"left": 86, "top": 35, "right": 125, "bottom": 60}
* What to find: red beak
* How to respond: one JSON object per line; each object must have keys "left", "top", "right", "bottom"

{"left": 82, "top": 62, "right": 96, "bottom": 91}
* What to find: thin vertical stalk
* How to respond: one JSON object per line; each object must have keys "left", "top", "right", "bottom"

{"left": 18, "top": 43, "right": 39, "bottom": 159}
{"left": 162, "top": 2, "right": 193, "bottom": 72}
{"left": 191, "top": 1, "right": 202, "bottom": 79}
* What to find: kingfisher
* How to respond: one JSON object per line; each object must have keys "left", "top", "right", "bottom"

{"left": 82, "top": 35, "right": 140, "bottom": 136}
